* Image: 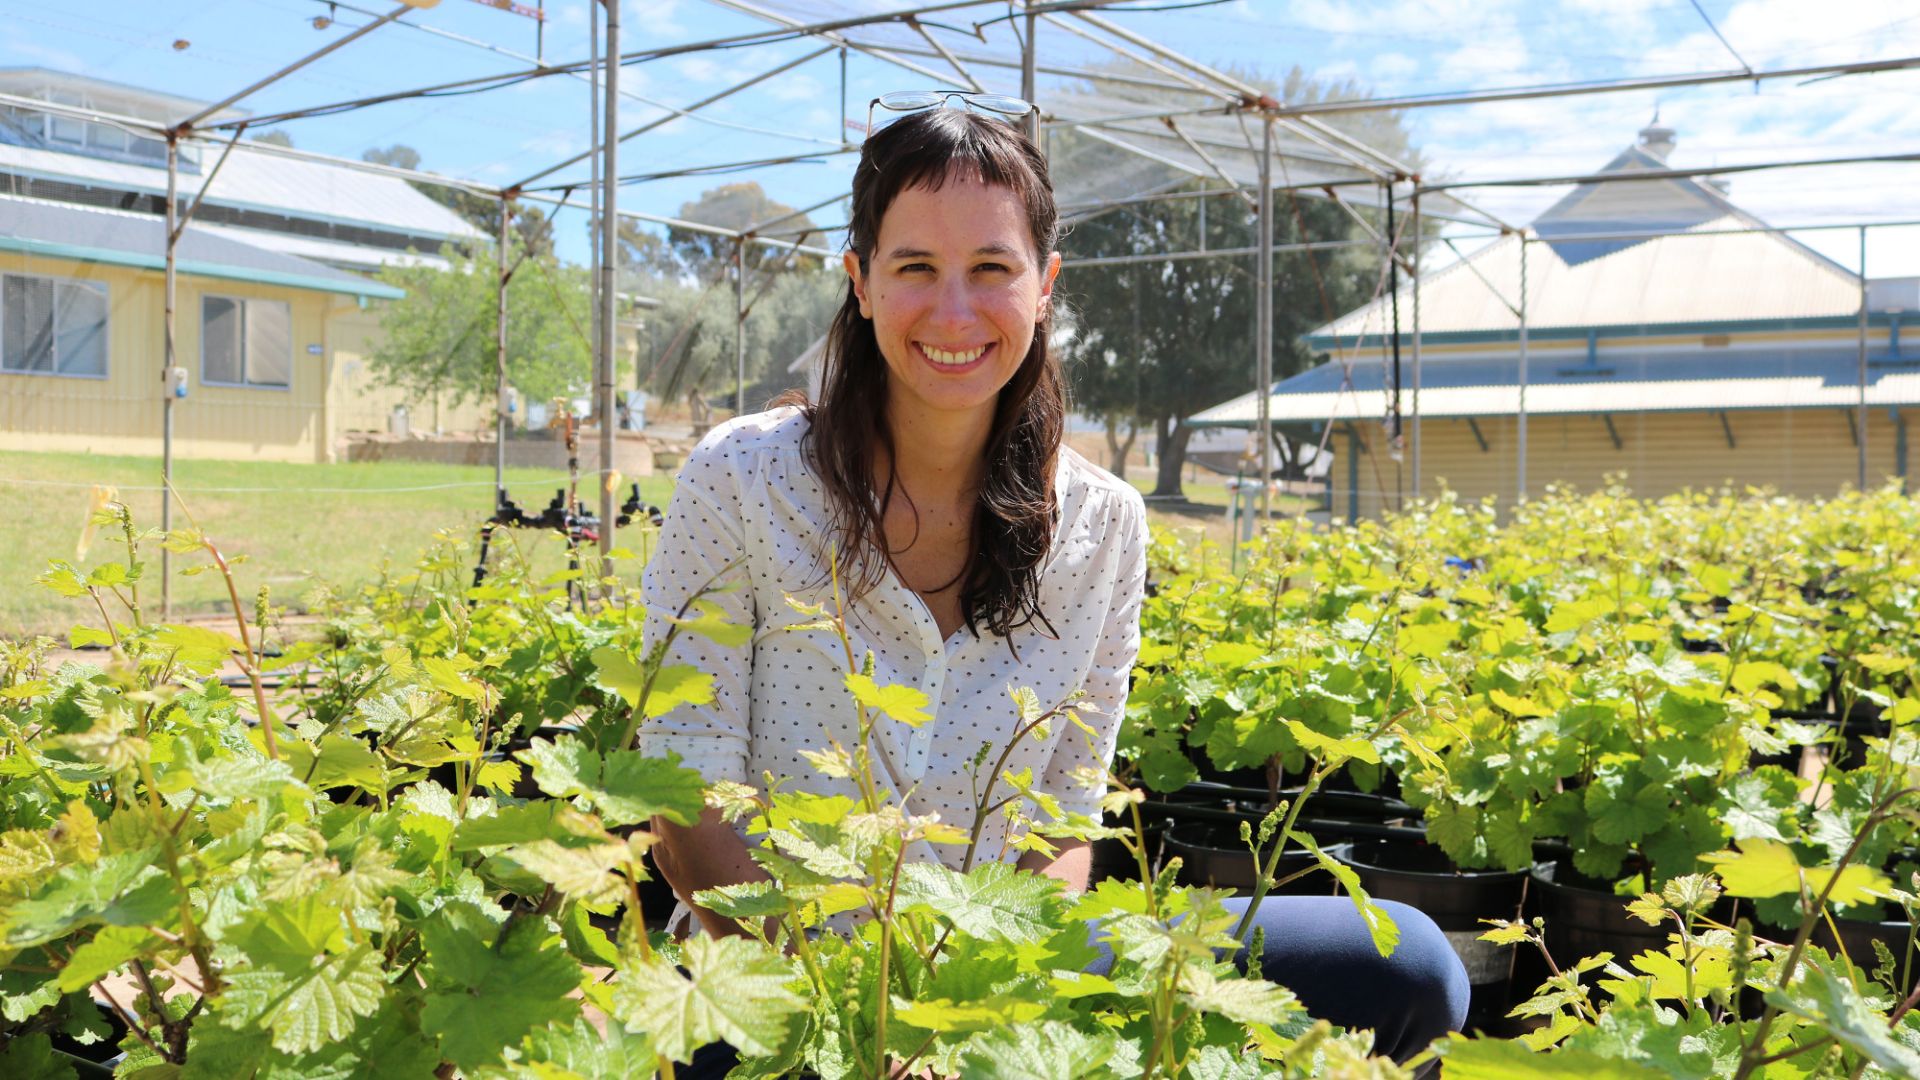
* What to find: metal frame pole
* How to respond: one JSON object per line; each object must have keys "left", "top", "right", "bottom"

{"left": 1517, "top": 232, "right": 1529, "bottom": 503}
{"left": 495, "top": 199, "right": 511, "bottom": 494}
{"left": 598, "top": 0, "right": 620, "bottom": 554}
{"left": 1256, "top": 115, "right": 1274, "bottom": 521}
{"left": 1410, "top": 189, "right": 1422, "bottom": 503}
{"left": 1859, "top": 224, "right": 1870, "bottom": 491}
{"left": 1385, "top": 181, "right": 1402, "bottom": 511}
{"left": 161, "top": 134, "right": 178, "bottom": 620}
{"left": 1022, "top": 12, "right": 1039, "bottom": 143}
{"left": 735, "top": 238, "right": 748, "bottom": 416}
{"left": 589, "top": 0, "right": 601, "bottom": 452}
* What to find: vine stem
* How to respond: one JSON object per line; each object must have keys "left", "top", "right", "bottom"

{"left": 1732, "top": 783, "right": 1920, "bottom": 1080}
{"left": 206, "top": 538, "right": 278, "bottom": 762}
{"left": 93, "top": 979, "right": 171, "bottom": 1064}
{"left": 615, "top": 555, "right": 744, "bottom": 751}
{"left": 872, "top": 846, "right": 907, "bottom": 1080}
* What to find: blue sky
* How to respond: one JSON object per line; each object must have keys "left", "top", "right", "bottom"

{"left": 6, "top": 0, "right": 1920, "bottom": 273}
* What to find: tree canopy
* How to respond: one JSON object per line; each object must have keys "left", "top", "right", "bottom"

{"left": 669, "top": 182, "right": 824, "bottom": 276}
{"left": 368, "top": 241, "right": 599, "bottom": 414}
{"left": 1055, "top": 65, "right": 1423, "bottom": 494}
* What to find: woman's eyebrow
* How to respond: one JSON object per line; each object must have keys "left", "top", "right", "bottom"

{"left": 883, "top": 243, "right": 1023, "bottom": 260}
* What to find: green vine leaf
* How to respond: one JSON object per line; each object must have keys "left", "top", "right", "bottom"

{"left": 896, "top": 862, "right": 1065, "bottom": 945}
{"left": 844, "top": 673, "right": 933, "bottom": 728}
{"left": 1764, "top": 952, "right": 1920, "bottom": 1077}
{"left": 611, "top": 934, "right": 804, "bottom": 1062}
{"left": 420, "top": 904, "right": 582, "bottom": 1070}
{"left": 957, "top": 1020, "right": 1140, "bottom": 1080}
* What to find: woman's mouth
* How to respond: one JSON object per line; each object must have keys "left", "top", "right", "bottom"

{"left": 915, "top": 341, "right": 992, "bottom": 371}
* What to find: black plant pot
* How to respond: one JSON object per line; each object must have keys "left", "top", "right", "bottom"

{"left": 1088, "top": 834, "right": 1137, "bottom": 885}
{"left": 1153, "top": 781, "right": 1414, "bottom": 825}
{"left": 1338, "top": 838, "right": 1533, "bottom": 1036}
{"left": 1531, "top": 860, "right": 1667, "bottom": 975}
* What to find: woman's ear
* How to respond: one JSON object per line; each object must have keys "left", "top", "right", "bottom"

{"left": 1036, "top": 251, "right": 1062, "bottom": 322}
{"left": 843, "top": 251, "right": 872, "bottom": 319}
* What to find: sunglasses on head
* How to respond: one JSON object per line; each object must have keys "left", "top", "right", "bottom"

{"left": 865, "top": 90, "right": 1036, "bottom": 136}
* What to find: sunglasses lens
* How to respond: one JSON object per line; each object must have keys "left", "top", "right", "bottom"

{"left": 878, "top": 91, "right": 947, "bottom": 110}
{"left": 967, "top": 94, "right": 1033, "bottom": 116}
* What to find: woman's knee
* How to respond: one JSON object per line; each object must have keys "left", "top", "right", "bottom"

{"left": 1369, "top": 901, "right": 1471, "bottom": 1049}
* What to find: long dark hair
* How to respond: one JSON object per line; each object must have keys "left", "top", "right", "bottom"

{"left": 793, "top": 107, "right": 1065, "bottom": 640}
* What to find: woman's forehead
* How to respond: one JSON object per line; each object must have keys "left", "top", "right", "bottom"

{"left": 875, "top": 174, "right": 1037, "bottom": 251}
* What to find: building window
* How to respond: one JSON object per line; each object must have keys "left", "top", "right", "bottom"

{"left": 46, "top": 90, "right": 87, "bottom": 146}
{"left": 1, "top": 273, "right": 108, "bottom": 378}
{"left": 201, "top": 296, "right": 292, "bottom": 388}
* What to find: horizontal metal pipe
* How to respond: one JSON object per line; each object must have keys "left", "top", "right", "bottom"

{"left": 1063, "top": 238, "right": 1376, "bottom": 268}
{"left": 1282, "top": 53, "right": 1920, "bottom": 119}
{"left": 199, "top": 0, "right": 1136, "bottom": 132}
{"left": 1421, "top": 149, "right": 1920, "bottom": 192}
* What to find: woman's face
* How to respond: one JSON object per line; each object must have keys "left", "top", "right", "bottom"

{"left": 845, "top": 172, "right": 1060, "bottom": 430}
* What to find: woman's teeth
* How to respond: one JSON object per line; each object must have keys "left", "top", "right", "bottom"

{"left": 921, "top": 343, "right": 986, "bottom": 366}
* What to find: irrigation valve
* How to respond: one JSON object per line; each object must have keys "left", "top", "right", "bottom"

{"left": 167, "top": 366, "right": 189, "bottom": 399}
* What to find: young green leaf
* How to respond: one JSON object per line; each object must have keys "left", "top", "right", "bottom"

{"left": 895, "top": 862, "right": 1065, "bottom": 945}
{"left": 844, "top": 673, "right": 932, "bottom": 727}
{"left": 611, "top": 934, "right": 804, "bottom": 1061}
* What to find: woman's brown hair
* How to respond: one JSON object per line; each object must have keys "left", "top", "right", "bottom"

{"left": 792, "top": 106, "right": 1064, "bottom": 640}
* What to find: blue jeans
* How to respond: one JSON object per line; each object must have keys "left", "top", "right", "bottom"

{"left": 1089, "top": 895, "right": 1471, "bottom": 1063}
{"left": 682, "top": 895, "right": 1469, "bottom": 1076}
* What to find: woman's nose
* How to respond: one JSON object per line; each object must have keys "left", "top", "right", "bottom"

{"left": 929, "top": 275, "right": 976, "bottom": 329}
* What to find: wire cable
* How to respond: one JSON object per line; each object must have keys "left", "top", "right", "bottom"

{"left": 1686, "top": 0, "right": 1754, "bottom": 76}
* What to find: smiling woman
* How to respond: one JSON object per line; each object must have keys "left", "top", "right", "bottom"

{"left": 636, "top": 106, "right": 1469, "bottom": 1078}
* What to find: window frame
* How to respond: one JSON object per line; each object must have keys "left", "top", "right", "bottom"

{"left": 198, "top": 293, "right": 294, "bottom": 391}
{"left": 0, "top": 271, "right": 110, "bottom": 381}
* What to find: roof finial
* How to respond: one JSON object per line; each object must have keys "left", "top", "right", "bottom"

{"left": 1638, "top": 113, "right": 1676, "bottom": 163}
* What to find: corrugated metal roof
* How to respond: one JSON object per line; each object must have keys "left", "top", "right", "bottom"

{"left": 1190, "top": 344, "right": 1920, "bottom": 426}
{"left": 0, "top": 195, "right": 403, "bottom": 300}
{"left": 193, "top": 222, "right": 451, "bottom": 273}
{"left": 1312, "top": 220, "right": 1863, "bottom": 344}
{"left": 0, "top": 139, "right": 478, "bottom": 242}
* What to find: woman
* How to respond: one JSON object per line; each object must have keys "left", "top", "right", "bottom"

{"left": 640, "top": 102, "right": 1468, "bottom": 1073}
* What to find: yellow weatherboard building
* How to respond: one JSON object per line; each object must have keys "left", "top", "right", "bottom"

{"left": 0, "top": 68, "right": 491, "bottom": 463}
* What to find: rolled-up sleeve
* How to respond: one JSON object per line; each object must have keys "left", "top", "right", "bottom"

{"left": 635, "top": 437, "right": 758, "bottom": 785}
{"left": 1036, "top": 490, "right": 1147, "bottom": 820}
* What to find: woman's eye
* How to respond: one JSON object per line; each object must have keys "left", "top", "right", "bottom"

{"left": 974, "top": 262, "right": 1010, "bottom": 274}
{"left": 899, "top": 263, "right": 933, "bottom": 273}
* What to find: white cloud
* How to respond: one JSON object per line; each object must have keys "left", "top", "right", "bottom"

{"left": 622, "top": 0, "right": 688, "bottom": 38}
{"left": 674, "top": 56, "right": 722, "bottom": 85}
{"left": 1371, "top": 52, "right": 1420, "bottom": 84}
{"left": 769, "top": 73, "right": 823, "bottom": 103}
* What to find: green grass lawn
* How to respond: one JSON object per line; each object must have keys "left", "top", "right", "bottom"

{"left": 0, "top": 451, "right": 677, "bottom": 636}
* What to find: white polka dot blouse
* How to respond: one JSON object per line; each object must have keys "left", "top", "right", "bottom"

{"left": 636, "top": 406, "right": 1149, "bottom": 871}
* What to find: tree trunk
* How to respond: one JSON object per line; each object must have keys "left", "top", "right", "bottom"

{"left": 1104, "top": 414, "right": 1138, "bottom": 480}
{"left": 1151, "top": 417, "right": 1194, "bottom": 497}
{"left": 688, "top": 388, "right": 711, "bottom": 437}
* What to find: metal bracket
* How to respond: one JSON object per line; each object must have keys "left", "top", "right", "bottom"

{"left": 1718, "top": 411, "right": 1736, "bottom": 449}
{"left": 1601, "top": 414, "right": 1623, "bottom": 450}
{"left": 1465, "top": 417, "right": 1489, "bottom": 452}
{"left": 1845, "top": 408, "right": 1860, "bottom": 446}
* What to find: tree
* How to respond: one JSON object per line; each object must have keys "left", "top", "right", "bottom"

{"left": 1055, "top": 65, "right": 1423, "bottom": 495}
{"left": 367, "top": 241, "right": 600, "bottom": 414}
{"left": 636, "top": 269, "right": 842, "bottom": 427}
{"left": 363, "top": 144, "right": 554, "bottom": 257}
{"left": 669, "top": 182, "right": 823, "bottom": 277}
